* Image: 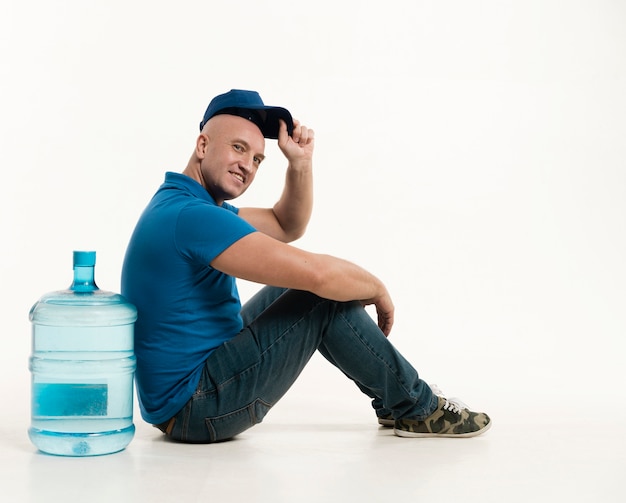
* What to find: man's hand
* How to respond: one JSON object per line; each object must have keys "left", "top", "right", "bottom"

{"left": 361, "top": 291, "right": 395, "bottom": 337}
{"left": 277, "top": 119, "right": 314, "bottom": 167}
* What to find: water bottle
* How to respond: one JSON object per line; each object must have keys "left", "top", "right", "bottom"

{"left": 28, "top": 251, "right": 137, "bottom": 456}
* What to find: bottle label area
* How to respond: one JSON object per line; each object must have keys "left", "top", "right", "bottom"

{"left": 33, "top": 383, "right": 108, "bottom": 416}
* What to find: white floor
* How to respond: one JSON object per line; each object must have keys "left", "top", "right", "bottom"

{"left": 2, "top": 354, "right": 624, "bottom": 503}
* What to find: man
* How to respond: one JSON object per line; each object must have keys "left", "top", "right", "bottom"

{"left": 121, "top": 89, "right": 491, "bottom": 443}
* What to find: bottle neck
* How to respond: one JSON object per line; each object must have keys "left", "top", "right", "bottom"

{"left": 70, "top": 265, "right": 99, "bottom": 292}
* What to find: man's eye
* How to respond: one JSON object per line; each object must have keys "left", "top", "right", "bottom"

{"left": 253, "top": 156, "right": 262, "bottom": 165}
{"left": 233, "top": 144, "right": 243, "bottom": 152}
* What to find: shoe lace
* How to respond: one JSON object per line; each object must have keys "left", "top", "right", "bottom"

{"left": 430, "top": 384, "right": 468, "bottom": 414}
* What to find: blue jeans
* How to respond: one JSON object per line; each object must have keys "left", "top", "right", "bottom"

{"left": 165, "top": 287, "right": 437, "bottom": 443}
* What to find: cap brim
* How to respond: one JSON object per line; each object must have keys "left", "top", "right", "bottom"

{"left": 253, "top": 107, "right": 294, "bottom": 139}
{"left": 200, "top": 105, "right": 293, "bottom": 139}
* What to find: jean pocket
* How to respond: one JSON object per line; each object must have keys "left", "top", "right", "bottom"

{"left": 205, "top": 398, "right": 272, "bottom": 442}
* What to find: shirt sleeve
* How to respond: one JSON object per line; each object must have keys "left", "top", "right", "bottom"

{"left": 175, "top": 201, "right": 256, "bottom": 265}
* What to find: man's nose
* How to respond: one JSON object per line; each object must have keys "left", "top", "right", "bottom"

{"left": 240, "top": 155, "right": 255, "bottom": 172}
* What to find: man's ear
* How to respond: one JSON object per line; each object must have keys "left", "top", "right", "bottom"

{"left": 196, "top": 133, "right": 209, "bottom": 159}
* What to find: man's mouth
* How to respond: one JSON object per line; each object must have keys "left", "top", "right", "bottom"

{"left": 230, "top": 172, "right": 244, "bottom": 183}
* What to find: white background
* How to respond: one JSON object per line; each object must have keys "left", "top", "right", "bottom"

{"left": 1, "top": 0, "right": 625, "bottom": 497}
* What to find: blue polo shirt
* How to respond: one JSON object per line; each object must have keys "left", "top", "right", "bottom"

{"left": 121, "top": 172, "right": 256, "bottom": 424}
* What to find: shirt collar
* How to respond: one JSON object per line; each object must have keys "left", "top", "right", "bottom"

{"left": 163, "top": 172, "right": 219, "bottom": 206}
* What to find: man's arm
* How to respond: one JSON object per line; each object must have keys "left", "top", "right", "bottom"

{"left": 238, "top": 119, "right": 314, "bottom": 243}
{"left": 211, "top": 231, "right": 395, "bottom": 336}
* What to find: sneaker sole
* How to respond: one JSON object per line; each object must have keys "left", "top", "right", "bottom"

{"left": 394, "top": 420, "right": 492, "bottom": 438}
{"left": 378, "top": 418, "right": 395, "bottom": 427}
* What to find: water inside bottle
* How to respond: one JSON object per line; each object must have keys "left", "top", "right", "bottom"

{"left": 29, "top": 319, "right": 136, "bottom": 455}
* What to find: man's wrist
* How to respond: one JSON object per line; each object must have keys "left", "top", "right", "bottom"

{"left": 287, "top": 160, "right": 313, "bottom": 172}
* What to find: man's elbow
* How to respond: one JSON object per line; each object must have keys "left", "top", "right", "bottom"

{"left": 280, "top": 224, "right": 308, "bottom": 243}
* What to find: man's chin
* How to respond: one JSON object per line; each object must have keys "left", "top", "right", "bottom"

{"left": 229, "top": 186, "right": 249, "bottom": 200}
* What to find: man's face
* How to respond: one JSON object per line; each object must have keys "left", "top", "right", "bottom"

{"left": 199, "top": 114, "right": 266, "bottom": 203}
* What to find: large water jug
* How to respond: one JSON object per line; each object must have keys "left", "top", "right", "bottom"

{"left": 28, "top": 251, "right": 137, "bottom": 456}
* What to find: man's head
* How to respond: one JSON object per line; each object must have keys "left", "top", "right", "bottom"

{"left": 191, "top": 113, "right": 266, "bottom": 205}
{"left": 199, "top": 89, "right": 294, "bottom": 139}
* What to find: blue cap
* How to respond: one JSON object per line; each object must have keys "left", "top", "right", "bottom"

{"left": 199, "top": 89, "right": 294, "bottom": 139}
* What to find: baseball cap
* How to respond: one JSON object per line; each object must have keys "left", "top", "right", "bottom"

{"left": 199, "top": 89, "right": 294, "bottom": 139}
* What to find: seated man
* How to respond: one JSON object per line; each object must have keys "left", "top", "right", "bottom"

{"left": 121, "top": 89, "right": 491, "bottom": 443}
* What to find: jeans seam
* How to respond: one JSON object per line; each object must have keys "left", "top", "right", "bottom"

{"left": 257, "top": 295, "right": 327, "bottom": 359}
{"left": 204, "top": 398, "right": 273, "bottom": 442}
{"left": 337, "top": 308, "right": 416, "bottom": 399}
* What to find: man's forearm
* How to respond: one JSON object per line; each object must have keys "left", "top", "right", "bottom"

{"left": 272, "top": 161, "right": 313, "bottom": 241}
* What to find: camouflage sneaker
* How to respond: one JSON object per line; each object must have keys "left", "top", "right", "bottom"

{"left": 394, "top": 392, "right": 491, "bottom": 438}
{"left": 377, "top": 384, "right": 449, "bottom": 427}
{"left": 378, "top": 414, "right": 395, "bottom": 427}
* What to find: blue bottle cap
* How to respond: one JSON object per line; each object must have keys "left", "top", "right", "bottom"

{"left": 73, "top": 251, "right": 96, "bottom": 267}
